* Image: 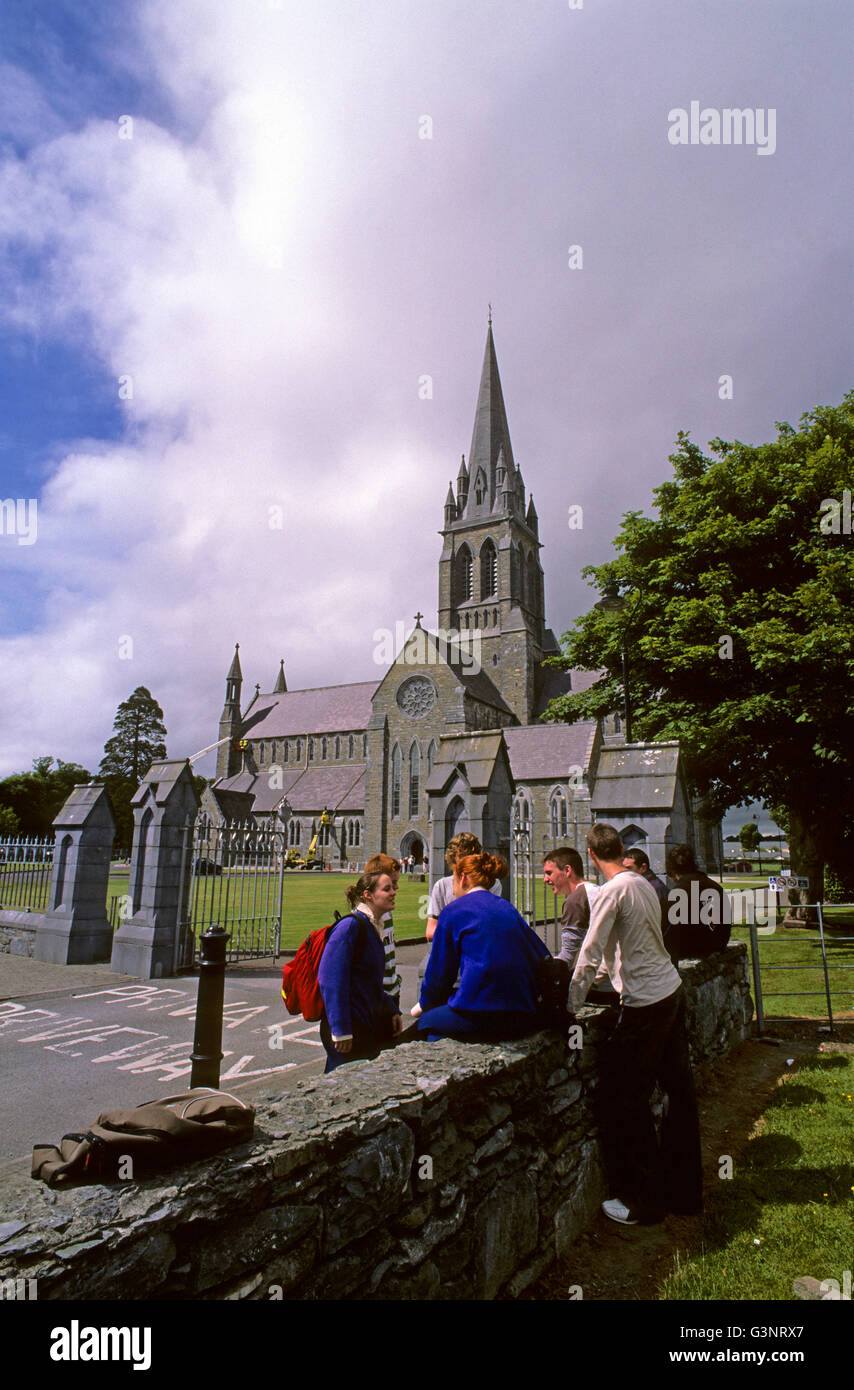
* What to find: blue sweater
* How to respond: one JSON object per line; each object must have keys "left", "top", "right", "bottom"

{"left": 318, "top": 911, "right": 400, "bottom": 1039}
{"left": 420, "top": 890, "right": 551, "bottom": 1016}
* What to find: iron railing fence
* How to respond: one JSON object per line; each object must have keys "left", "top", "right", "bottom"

{"left": 0, "top": 835, "right": 55, "bottom": 913}
{"left": 740, "top": 900, "right": 854, "bottom": 1036}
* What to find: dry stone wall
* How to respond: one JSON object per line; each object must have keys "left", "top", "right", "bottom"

{"left": 0, "top": 945, "right": 751, "bottom": 1300}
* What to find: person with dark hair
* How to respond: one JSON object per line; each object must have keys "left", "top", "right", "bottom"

{"left": 570, "top": 822, "right": 703, "bottom": 1227}
{"left": 543, "top": 847, "right": 591, "bottom": 972}
{"left": 663, "top": 844, "right": 730, "bottom": 962}
{"left": 317, "top": 868, "right": 403, "bottom": 1073}
{"left": 414, "top": 851, "right": 551, "bottom": 1043}
{"left": 622, "top": 848, "right": 668, "bottom": 917}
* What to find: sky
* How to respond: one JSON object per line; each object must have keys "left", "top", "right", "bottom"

{"left": 0, "top": 0, "right": 850, "bottom": 798}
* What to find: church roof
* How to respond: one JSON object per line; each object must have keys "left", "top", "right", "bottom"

{"left": 214, "top": 764, "right": 366, "bottom": 814}
{"left": 239, "top": 681, "right": 377, "bottom": 737}
{"left": 504, "top": 722, "right": 598, "bottom": 782}
{"left": 591, "top": 743, "right": 681, "bottom": 811}
{"left": 466, "top": 322, "right": 516, "bottom": 504}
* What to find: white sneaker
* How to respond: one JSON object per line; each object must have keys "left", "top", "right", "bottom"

{"left": 602, "top": 1198, "right": 639, "bottom": 1225}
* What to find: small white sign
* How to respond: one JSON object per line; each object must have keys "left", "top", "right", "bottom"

{"left": 768, "top": 875, "right": 809, "bottom": 891}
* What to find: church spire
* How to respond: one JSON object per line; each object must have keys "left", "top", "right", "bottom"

{"left": 465, "top": 318, "right": 516, "bottom": 513}
{"left": 227, "top": 643, "right": 242, "bottom": 682}
{"left": 273, "top": 659, "right": 287, "bottom": 694}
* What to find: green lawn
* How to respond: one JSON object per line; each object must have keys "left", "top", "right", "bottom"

{"left": 663, "top": 1049, "right": 854, "bottom": 1300}
{"left": 107, "top": 867, "right": 430, "bottom": 950}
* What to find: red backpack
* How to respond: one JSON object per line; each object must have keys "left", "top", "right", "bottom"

{"left": 281, "top": 913, "right": 363, "bottom": 1022}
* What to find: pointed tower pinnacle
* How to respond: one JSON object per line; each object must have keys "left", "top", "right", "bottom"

{"left": 526, "top": 494, "right": 539, "bottom": 532}
{"left": 227, "top": 643, "right": 242, "bottom": 681}
{"left": 465, "top": 318, "right": 516, "bottom": 513}
{"left": 273, "top": 659, "right": 287, "bottom": 694}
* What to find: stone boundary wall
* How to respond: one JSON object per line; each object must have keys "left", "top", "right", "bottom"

{"left": 0, "top": 910, "right": 39, "bottom": 956}
{"left": 0, "top": 945, "right": 752, "bottom": 1301}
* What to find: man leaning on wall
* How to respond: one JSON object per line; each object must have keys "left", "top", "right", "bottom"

{"left": 543, "top": 847, "right": 590, "bottom": 972}
{"left": 570, "top": 822, "right": 703, "bottom": 1228}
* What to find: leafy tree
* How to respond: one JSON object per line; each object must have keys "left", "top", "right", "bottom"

{"left": 0, "top": 757, "right": 91, "bottom": 836}
{"left": 0, "top": 805, "right": 19, "bottom": 837}
{"left": 739, "top": 822, "right": 761, "bottom": 854}
{"left": 99, "top": 688, "right": 167, "bottom": 782}
{"left": 544, "top": 394, "right": 854, "bottom": 904}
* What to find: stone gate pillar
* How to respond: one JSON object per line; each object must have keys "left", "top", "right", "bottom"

{"left": 34, "top": 783, "right": 116, "bottom": 964}
{"left": 110, "top": 760, "right": 200, "bottom": 979}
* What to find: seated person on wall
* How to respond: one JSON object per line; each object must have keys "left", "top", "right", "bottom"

{"left": 318, "top": 868, "right": 403, "bottom": 1073}
{"left": 413, "top": 831, "right": 503, "bottom": 1009}
{"left": 413, "top": 851, "right": 551, "bottom": 1043}
{"left": 663, "top": 844, "right": 731, "bottom": 964}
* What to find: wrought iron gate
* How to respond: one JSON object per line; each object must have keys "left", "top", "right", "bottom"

{"left": 176, "top": 819, "right": 286, "bottom": 969}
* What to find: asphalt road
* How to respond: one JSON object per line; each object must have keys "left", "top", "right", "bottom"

{"left": 0, "top": 945, "right": 424, "bottom": 1165}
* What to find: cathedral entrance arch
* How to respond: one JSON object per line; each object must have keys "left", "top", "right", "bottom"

{"left": 399, "top": 831, "right": 424, "bottom": 865}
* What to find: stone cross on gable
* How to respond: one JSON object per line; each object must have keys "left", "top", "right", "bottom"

{"left": 414, "top": 611, "right": 424, "bottom": 628}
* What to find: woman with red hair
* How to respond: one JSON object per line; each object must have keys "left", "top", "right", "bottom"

{"left": 415, "top": 851, "right": 551, "bottom": 1042}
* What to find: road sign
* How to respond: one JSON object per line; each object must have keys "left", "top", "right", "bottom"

{"left": 768, "top": 874, "right": 809, "bottom": 891}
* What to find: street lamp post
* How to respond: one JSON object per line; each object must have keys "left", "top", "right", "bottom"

{"left": 594, "top": 581, "right": 633, "bottom": 743}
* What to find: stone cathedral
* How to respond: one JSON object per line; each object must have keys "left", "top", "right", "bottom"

{"left": 205, "top": 323, "right": 721, "bottom": 878}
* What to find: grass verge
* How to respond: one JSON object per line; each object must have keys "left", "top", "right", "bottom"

{"left": 662, "top": 1048, "right": 854, "bottom": 1299}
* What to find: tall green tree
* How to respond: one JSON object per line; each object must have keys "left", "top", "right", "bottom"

{"left": 545, "top": 394, "right": 854, "bottom": 902}
{"left": 99, "top": 688, "right": 167, "bottom": 782}
{"left": 99, "top": 688, "right": 167, "bottom": 851}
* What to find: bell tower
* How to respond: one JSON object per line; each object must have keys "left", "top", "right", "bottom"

{"left": 437, "top": 319, "right": 546, "bottom": 723}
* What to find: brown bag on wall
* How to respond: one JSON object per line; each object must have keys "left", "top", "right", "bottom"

{"left": 31, "top": 1088, "right": 255, "bottom": 1187}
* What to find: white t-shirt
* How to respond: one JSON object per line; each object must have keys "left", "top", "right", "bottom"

{"left": 427, "top": 873, "right": 503, "bottom": 917}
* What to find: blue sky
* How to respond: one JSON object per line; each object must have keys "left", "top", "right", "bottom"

{"left": 0, "top": 0, "right": 850, "bottom": 791}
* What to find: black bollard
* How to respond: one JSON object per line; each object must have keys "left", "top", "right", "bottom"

{"left": 190, "top": 923, "right": 230, "bottom": 1088}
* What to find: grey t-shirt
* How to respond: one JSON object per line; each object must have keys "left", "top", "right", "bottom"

{"left": 427, "top": 874, "right": 503, "bottom": 918}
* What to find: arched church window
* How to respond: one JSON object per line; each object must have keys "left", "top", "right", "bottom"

{"left": 309, "top": 739, "right": 316, "bottom": 761}
{"left": 474, "top": 470, "right": 486, "bottom": 506}
{"left": 427, "top": 739, "right": 437, "bottom": 775}
{"left": 512, "top": 791, "right": 532, "bottom": 829}
{"left": 549, "top": 789, "right": 569, "bottom": 839}
{"left": 348, "top": 734, "right": 355, "bottom": 758}
{"left": 525, "top": 550, "right": 535, "bottom": 610}
{"left": 362, "top": 734, "right": 367, "bottom": 757}
{"left": 321, "top": 737, "right": 328, "bottom": 760}
{"left": 391, "top": 744, "right": 402, "bottom": 818}
{"left": 258, "top": 743, "right": 265, "bottom": 764}
{"left": 283, "top": 741, "right": 289, "bottom": 763}
{"left": 408, "top": 742, "right": 421, "bottom": 819}
{"left": 455, "top": 546, "right": 473, "bottom": 604}
{"left": 334, "top": 736, "right": 341, "bottom": 759}
{"left": 295, "top": 738, "right": 302, "bottom": 761}
{"left": 493, "top": 608, "right": 498, "bottom": 625}
{"left": 480, "top": 539, "right": 497, "bottom": 598}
